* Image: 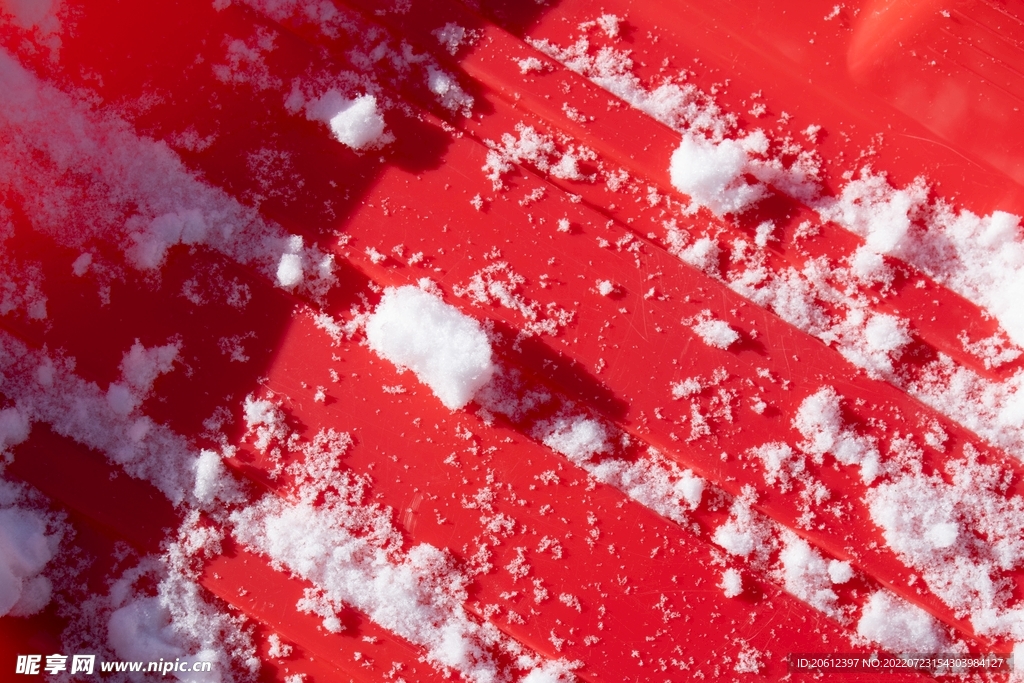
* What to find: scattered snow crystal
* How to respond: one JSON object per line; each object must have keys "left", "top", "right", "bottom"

{"left": 101, "top": 547, "right": 256, "bottom": 683}
{"left": 0, "top": 332, "right": 200, "bottom": 504}
{"left": 834, "top": 310, "right": 912, "bottom": 377}
{"left": 107, "top": 598, "right": 196, "bottom": 665}
{"left": 595, "top": 14, "right": 620, "bottom": 38}
{"left": 0, "top": 48, "right": 335, "bottom": 297}
{"left": 231, "top": 443, "right": 559, "bottom": 683}
{"left": 750, "top": 442, "right": 804, "bottom": 492}
{"left": 242, "top": 395, "right": 289, "bottom": 454}
{"left": 366, "top": 285, "right": 494, "bottom": 410}
{"left": 713, "top": 497, "right": 772, "bottom": 561}
{"left": 517, "top": 57, "right": 547, "bottom": 74}
{"left": 426, "top": 66, "right": 474, "bottom": 117}
{"left": 432, "top": 23, "right": 478, "bottom": 56}
{"left": 119, "top": 341, "right": 179, "bottom": 394}
{"left": 193, "top": 449, "right": 241, "bottom": 507}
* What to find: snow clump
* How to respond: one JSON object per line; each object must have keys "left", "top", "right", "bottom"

{"left": 793, "top": 387, "right": 881, "bottom": 484}
{"left": 691, "top": 315, "right": 740, "bottom": 349}
{"left": 303, "top": 90, "right": 390, "bottom": 150}
{"left": 719, "top": 568, "right": 743, "bottom": 598}
{"left": 536, "top": 415, "right": 611, "bottom": 465}
{"left": 857, "top": 591, "right": 946, "bottom": 653}
{"left": 366, "top": 285, "right": 495, "bottom": 410}
{"left": 0, "top": 471, "right": 61, "bottom": 618}
{"left": 0, "top": 506, "right": 58, "bottom": 617}
{"left": 669, "top": 133, "right": 768, "bottom": 217}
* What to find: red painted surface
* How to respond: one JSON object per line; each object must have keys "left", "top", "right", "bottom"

{"left": 1, "top": 0, "right": 1022, "bottom": 680}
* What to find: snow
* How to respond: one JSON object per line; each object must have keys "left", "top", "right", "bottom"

{"left": 719, "top": 568, "right": 742, "bottom": 598}
{"left": 7, "top": 4, "right": 1024, "bottom": 673}
{"left": 242, "top": 395, "right": 289, "bottom": 454}
{"left": 426, "top": 66, "right": 474, "bottom": 117}
{"left": 595, "top": 14, "right": 621, "bottom": 38}
{"left": 586, "top": 448, "right": 704, "bottom": 524}
{"left": 713, "top": 498, "right": 771, "bottom": 561}
{"left": 192, "top": 449, "right": 240, "bottom": 507}
{"left": 666, "top": 229, "right": 720, "bottom": 276}
{"left": 528, "top": 33, "right": 735, "bottom": 141}
{"left": 828, "top": 560, "right": 854, "bottom": 584}
{"left": 0, "top": 0, "right": 60, "bottom": 31}
{"left": 0, "top": 47, "right": 336, "bottom": 299}
{"left": 670, "top": 377, "right": 703, "bottom": 399}
{"left": 521, "top": 661, "right": 574, "bottom": 683}
{"left": 303, "top": 91, "right": 389, "bottom": 150}
{"left": 530, "top": 25, "right": 820, "bottom": 211}
{"left": 432, "top": 23, "right": 478, "bottom": 56}
{"left": 107, "top": 598, "right": 195, "bottom": 664}
{"left": 833, "top": 310, "right": 912, "bottom": 377}
{"left": 213, "top": 28, "right": 281, "bottom": 92}
{"left": 778, "top": 533, "right": 840, "bottom": 617}
{"left": 793, "top": 387, "right": 880, "bottom": 484}
{"left": 820, "top": 171, "right": 1024, "bottom": 350}
{"left": 276, "top": 253, "right": 304, "bottom": 288}
{"left": 0, "top": 405, "right": 31, "bottom": 452}
{"left": 97, "top": 541, "right": 257, "bottom": 683}
{"left": 864, "top": 314, "right": 911, "bottom": 363}
{"left": 483, "top": 123, "right": 594, "bottom": 190}
{"left": 866, "top": 456, "right": 1024, "bottom": 628}
{"left": 722, "top": 217, "right": 1024, "bottom": 458}
{"left": 267, "top": 633, "right": 292, "bottom": 659}
{"left": 669, "top": 134, "right": 767, "bottom": 217}
{"left": 754, "top": 221, "right": 775, "bottom": 248}
{"left": 245, "top": 0, "right": 478, "bottom": 122}
{"left": 366, "top": 285, "right": 495, "bottom": 410}
{"left": 856, "top": 591, "right": 946, "bottom": 653}
{"left": 750, "top": 442, "right": 804, "bottom": 492}
{"left": 693, "top": 169, "right": 1024, "bottom": 460}
{"left": 453, "top": 262, "right": 574, "bottom": 338}
{"left": 0, "top": 332, "right": 200, "bottom": 504}
{"left": 120, "top": 341, "right": 180, "bottom": 394}
{"left": 0, "top": 506, "right": 57, "bottom": 617}
{"left": 530, "top": 12, "right": 1024, "bottom": 482}
{"left": 525, "top": 14, "right": 1024, "bottom": 469}
{"left": 690, "top": 313, "right": 740, "bottom": 349}
{"left": 517, "top": 57, "right": 547, "bottom": 74}
{"left": 480, "top": 370, "right": 707, "bottom": 527}
{"left": 909, "top": 355, "right": 1024, "bottom": 458}
{"left": 734, "top": 643, "right": 763, "bottom": 674}
{"left": 231, "top": 439, "right": 561, "bottom": 683}
{"left": 536, "top": 415, "right": 610, "bottom": 464}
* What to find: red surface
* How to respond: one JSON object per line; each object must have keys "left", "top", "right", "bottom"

{"left": 2, "top": 0, "right": 1023, "bottom": 680}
